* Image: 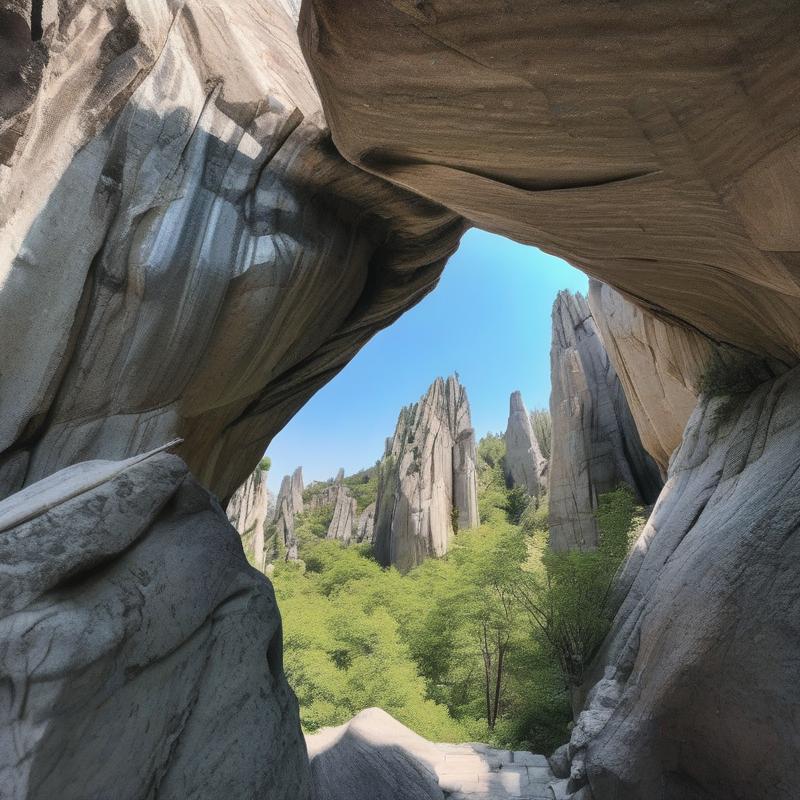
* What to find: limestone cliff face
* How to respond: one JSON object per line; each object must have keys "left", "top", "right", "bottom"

{"left": 356, "top": 502, "right": 376, "bottom": 544}
{"left": 326, "top": 481, "right": 357, "bottom": 545}
{"left": 373, "top": 376, "right": 479, "bottom": 572}
{"left": 302, "top": 1, "right": 800, "bottom": 367}
{"left": 503, "top": 391, "right": 547, "bottom": 500}
{"left": 0, "top": 449, "right": 311, "bottom": 799}
{"left": 559, "top": 365, "right": 800, "bottom": 800}
{"left": 549, "top": 291, "right": 663, "bottom": 550}
{"left": 0, "top": 0, "right": 463, "bottom": 503}
{"left": 227, "top": 465, "right": 271, "bottom": 570}
{"left": 273, "top": 466, "right": 304, "bottom": 560}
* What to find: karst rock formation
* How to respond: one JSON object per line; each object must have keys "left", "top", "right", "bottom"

{"left": 355, "top": 502, "right": 376, "bottom": 545}
{"left": 273, "top": 466, "right": 304, "bottom": 559}
{"left": 373, "top": 376, "right": 479, "bottom": 572}
{"left": 503, "top": 391, "right": 547, "bottom": 500}
{"left": 548, "top": 291, "right": 663, "bottom": 550}
{"left": 3, "top": 0, "right": 800, "bottom": 797}
{"left": 324, "top": 471, "right": 357, "bottom": 544}
{"left": 227, "top": 463, "right": 272, "bottom": 570}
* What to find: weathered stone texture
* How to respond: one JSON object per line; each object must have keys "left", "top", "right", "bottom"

{"left": 301, "top": 0, "right": 800, "bottom": 367}
{"left": 0, "top": 0, "right": 463, "bottom": 502}
{"left": 373, "top": 376, "right": 479, "bottom": 572}
{"left": 504, "top": 391, "right": 547, "bottom": 500}
{"left": 0, "top": 449, "right": 310, "bottom": 800}
{"left": 549, "top": 292, "right": 662, "bottom": 550}
{"left": 273, "top": 466, "right": 304, "bottom": 559}
{"left": 356, "top": 502, "right": 376, "bottom": 544}
{"left": 325, "top": 479, "right": 357, "bottom": 545}
{"left": 561, "top": 365, "right": 800, "bottom": 800}
{"left": 227, "top": 464, "right": 271, "bottom": 570}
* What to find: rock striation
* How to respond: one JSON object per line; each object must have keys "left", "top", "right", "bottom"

{"left": 503, "top": 391, "right": 547, "bottom": 501}
{"left": 0, "top": 0, "right": 464, "bottom": 503}
{"left": 355, "top": 502, "right": 376, "bottom": 544}
{"left": 549, "top": 292, "right": 662, "bottom": 550}
{"left": 373, "top": 376, "right": 479, "bottom": 572}
{"left": 325, "top": 472, "right": 357, "bottom": 544}
{"left": 301, "top": 1, "right": 800, "bottom": 367}
{"left": 307, "top": 708, "right": 555, "bottom": 800}
{"left": 559, "top": 364, "right": 800, "bottom": 800}
{"left": 0, "top": 447, "right": 310, "bottom": 799}
{"left": 273, "top": 466, "right": 304, "bottom": 560}
{"left": 227, "top": 463, "right": 272, "bottom": 570}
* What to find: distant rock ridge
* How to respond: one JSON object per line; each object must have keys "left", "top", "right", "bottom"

{"left": 503, "top": 390, "right": 547, "bottom": 501}
{"left": 373, "top": 375, "right": 479, "bottom": 572}
{"left": 227, "top": 464, "right": 272, "bottom": 571}
{"left": 325, "top": 470, "right": 358, "bottom": 544}
{"left": 549, "top": 291, "right": 663, "bottom": 551}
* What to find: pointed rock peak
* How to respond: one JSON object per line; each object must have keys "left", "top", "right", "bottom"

{"left": 334, "top": 467, "right": 344, "bottom": 484}
{"left": 509, "top": 389, "right": 527, "bottom": 415}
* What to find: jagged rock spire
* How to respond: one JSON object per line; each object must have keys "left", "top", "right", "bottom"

{"left": 503, "top": 390, "right": 547, "bottom": 500}
{"left": 373, "top": 375, "right": 479, "bottom": 572}
{"left": 549, "top": 291, "right": 662, "bottom": 550}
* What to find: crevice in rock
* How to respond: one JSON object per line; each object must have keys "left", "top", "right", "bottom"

{"left": 30, "top": 0, "right": 43, "bottom": 41}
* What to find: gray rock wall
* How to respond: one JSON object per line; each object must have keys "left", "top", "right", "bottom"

{"left": 0, "top": 0, "right": 463, "bottom": 503}
{"left": 561, "top": 364, "right": 800, "bottom": 800}
{"left": 0, "top": 449, "right": 310, "bottom": 799}
{"left": 273, "top": 466, "right": 304, "bottom": 559}
{"left": 549, "top": 291, "right": 662, "bottom": 550}
{"left": 227, "top": 464, "right": 271, "bottom": 570}
{"left": 374, "top": 376, "right": 479, "bottom": 572}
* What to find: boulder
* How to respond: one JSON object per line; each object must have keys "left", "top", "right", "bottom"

{"left": 373, "top": 376, "right": 479, "bottom": 572}
{"left": 560, "top": 365, "right": 800, "bottom": 799}
{"left": 0, "top": 448, "right": 310, "bottom": 799}
{"left": 548, "top": 291, "right": 663, "bottom": 550}
{"left": 503, "top": 390, "right": 547, "bottom": 500}
{"left": 227, "top": 463, "right": 271, "bottom": 570}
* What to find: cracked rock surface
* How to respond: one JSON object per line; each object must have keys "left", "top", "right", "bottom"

{"left": 0, "top": 449, "right": 310, "bottom": 800}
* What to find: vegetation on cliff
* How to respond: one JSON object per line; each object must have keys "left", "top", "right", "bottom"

{"left": 272, "top": 436, "right": 645, "bottom": 752}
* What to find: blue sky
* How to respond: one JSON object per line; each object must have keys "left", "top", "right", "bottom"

{"left": 267, "top": 229, "right": 588, "bottom": 488}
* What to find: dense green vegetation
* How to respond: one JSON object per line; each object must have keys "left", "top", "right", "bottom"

{"left": 270, "top": 436, "right": 645, "bottom": 752}
{"left": 530, "top": 409, "right": 552, "bottom": 460}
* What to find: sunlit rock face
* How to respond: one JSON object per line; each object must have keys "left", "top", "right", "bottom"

{"left": 373, "top": 375, "right": 479, "bottom": 572}
{"left": 549, "top": 291, "right": 662, "bottom": 550}
{"left": 503, "top": 390, "right": 547, "bottom": 500}
{"left": 301, "top": 0, "right": 800, "bottom": 367}
{"left": 587, "top": 280, "right": 719, "bottom": 476}
{"left": 562, "top": 365, "right": 800, "bottom": 800}
{"left": 0, "top": 449, "right": 311, "bottom": 800}
{"left": 0, "top": 0, "right": 463, "bottom": 503}
{"left": 325, "top": 472, "right": 357, "bottom": 544}
{"left": 356, "top": 501, "right": 376, "bottom": 544}
{"left": 274, "top": 466, "right": 304, "bottom": 559}
{"left": 227, "top": 463, "right": 272, "bottom": 570}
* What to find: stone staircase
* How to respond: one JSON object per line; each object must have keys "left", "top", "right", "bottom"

{"left": 434, "top": 742, "right": 554, "bottom": 799}
{"left": 307, "top": 707, "right": 557, "bottom": 800}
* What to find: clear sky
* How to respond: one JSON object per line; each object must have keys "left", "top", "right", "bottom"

{"left": 266, "top": 229, "right": 588, "bottom": 488}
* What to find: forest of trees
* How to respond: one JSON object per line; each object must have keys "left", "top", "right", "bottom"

{"left": 269, "top": 435, "right": 645, "bottom": 752}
